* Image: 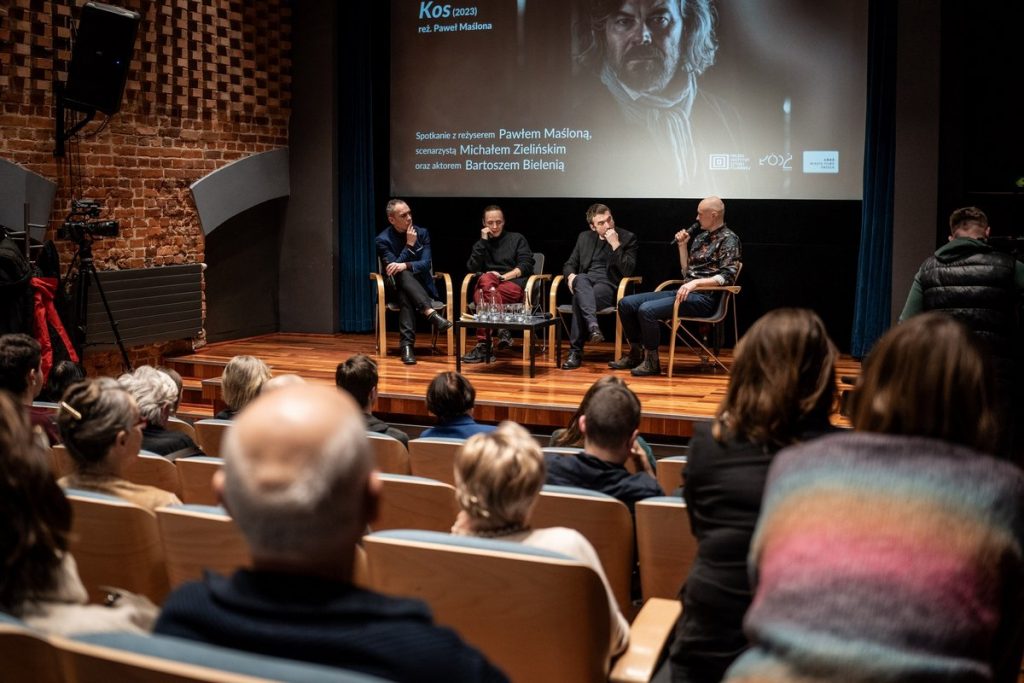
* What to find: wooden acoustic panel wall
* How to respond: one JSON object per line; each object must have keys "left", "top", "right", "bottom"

{"left": 84, "top": 264, "right": 202, "bottom": 348}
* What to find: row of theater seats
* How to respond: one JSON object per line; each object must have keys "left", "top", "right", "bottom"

{"left": 61, "top": 486, "right": 692, "bottom": 682}
{"left": 366, "top": 431, "right": 688, "bottom": 494}
{"left": 0, "top": 611, "right": 385, "bottom": 682}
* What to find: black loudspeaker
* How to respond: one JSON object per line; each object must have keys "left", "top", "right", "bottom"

{"left": 63, "top": 2, "right": 141, "bottom": 116}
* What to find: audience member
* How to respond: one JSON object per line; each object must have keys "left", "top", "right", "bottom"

{"left": 39, "top": 359, "right": 85, "bottom": 403}
{"left": 670, "top": 308, "right": 837, "bottom": 683}
{"left": 155, "top": 385, "right": 507, "bottom": 682}
{"left": 452, "top": 421, "right": 628, "bottom": 669}
{"left": 724, "top": 313, "right": 1024, "bottom": 682}
{"left": 421, "top": 371, "right": 495, "bottom": 439}
{"left": 119, "top": 365, "right": 201, "bottom": 457}
{"left": 544, "top": 380, "right": 663, "bottom": 513}
{"left": 0, "top": 332, "right": 57, "bottom": 445}
{"left": 0, "top": 391, "right": 157, "bottom": 634}
{"left": 56, "top": 378, "right": 181, "bottom": 512}
{"left": 261, "top": 373, "right": 305, "bottom": 392}
{"left": 215, "top": 355, "right": 272, "bottom": 420}
{"left": 335, "top": 354, "right": 410, "bottom": 447}
{"left": 155, "top": 366, "right": 185, "bottom": 418}
{"left": 550, "top": 375, "right": 656, "bottom": 471}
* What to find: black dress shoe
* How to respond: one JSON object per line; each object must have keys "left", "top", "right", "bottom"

{"left": 588, "top": 328, "right": 605, "bottom": 344}
{"left": 428, "top": 311, "right": 453, "bottom": 331}
{"left": 400, "top": 345, "right": 417, "bottom": 365}
{"left": 462, "top": 342, "right": 495, "bottom": 364}
{"left": 561, "top": 351, "right": 583, "bottom": 370}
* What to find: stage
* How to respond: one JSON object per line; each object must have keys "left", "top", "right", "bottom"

{"left": 166, "top": 332, "right": 859, "bottom": 446}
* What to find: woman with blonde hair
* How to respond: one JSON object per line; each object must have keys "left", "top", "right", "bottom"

{"left": 215, "top": 355, "right": 272, "bottom": 420}
{"left": 1, "top": 390, "right": 156, "bottom": 633}
{"left": 452, "top": 421, "right": 629, "bottom": 668}
{"left": 672, "top": 307, "right": 838, "bottom": 682}
{"left": 723, "top": 312, "right": 1024, "bottom": 682}
{"left": 57, "top": 378, "right": 181, "bottom": 512}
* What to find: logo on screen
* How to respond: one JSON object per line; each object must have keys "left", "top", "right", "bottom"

{"left": 803, "top": 151, "right": 839, "bottom": 174}
{"left": 709, "top": 154, "right": 730, "bottom": 170}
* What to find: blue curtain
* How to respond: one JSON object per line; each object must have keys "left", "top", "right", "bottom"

{"left": 850, "top": 0, "right": 898, "bottom": 358}
{"left": 337, "top": 3, "right": 377, "bottom": 332}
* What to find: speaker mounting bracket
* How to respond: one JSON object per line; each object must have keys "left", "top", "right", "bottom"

{"left": 54, "top": 81, "right": 96, "bottom": 158}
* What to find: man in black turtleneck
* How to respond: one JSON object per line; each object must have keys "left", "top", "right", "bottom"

{"left": 462, "top": 205, "right": 534, "bottom": 363}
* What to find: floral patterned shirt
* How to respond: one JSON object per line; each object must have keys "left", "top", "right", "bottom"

{"left": 685, "top": 224, "right": 741, "bottom": 285}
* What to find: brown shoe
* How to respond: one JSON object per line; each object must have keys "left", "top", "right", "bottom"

{"left": 608, "top": 344, "right": 644, "bottom": 370}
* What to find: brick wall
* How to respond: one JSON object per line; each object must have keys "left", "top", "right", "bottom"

{"left": 0, "top": 0, "right": 291, "bottom": 372}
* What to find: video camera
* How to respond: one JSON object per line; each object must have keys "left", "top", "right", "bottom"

{"left": 57, "top": 199, "right": 119, "bottom": 241}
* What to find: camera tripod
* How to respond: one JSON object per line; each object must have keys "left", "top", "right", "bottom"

{"left": 66, "top": 237, "right": 133, "bottom": 371}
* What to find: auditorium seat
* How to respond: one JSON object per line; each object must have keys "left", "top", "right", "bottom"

{"left": 49, "top": 444, "right": 76, "bottom": 480}
{"left": 165, "top": 415, "right": 198, "bottom": 442}
{"left": 364, "top": 529, "right": 680, "bottom": 683}
{"left": 366, "top": 432, "right": 411, "bottom": 475}
{"left": 407, "top": 437, "right": 464, "bottom": 485}
{"left": 65, "top": 489, "right": 170, "bottom": 604}
{"left": 531, "top": 485, "right": 634, "bottom": 616}
{"left": 67, "top": 630, "right": 385, "bottom": 682}
{"left": 372, "top": 473, "right": 459, "bottom": 533}
{"left": 156, "top": 504, "right": 251, "bottom": 589}
{"left": 0, "top": 614, "right": 64, "bottom": 683}
{"left": 193, "top": 418, "right": 232, "bottom": 458}
{"left": 635, "top": 497, "right": 697, "bottom": 601}
{"left": 122, "top": 452, "right": 182, "bottom": 497}
{"left": 175, "top": 455, "right": 224, "bottom": 505}
{"left": 655, "top": 455, "right": 687, "bottom": 497}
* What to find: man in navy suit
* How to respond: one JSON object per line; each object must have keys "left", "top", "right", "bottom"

{"left": 375, "top": 198, "right": 453, "bottom": 365}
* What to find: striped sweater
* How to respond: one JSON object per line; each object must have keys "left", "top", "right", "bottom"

{"left": 724, "top": 431, "right": 1024, "bottom": 683}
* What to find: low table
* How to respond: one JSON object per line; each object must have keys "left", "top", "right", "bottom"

{"left": 454, "top": 315, "right": 561, "bottom": 378}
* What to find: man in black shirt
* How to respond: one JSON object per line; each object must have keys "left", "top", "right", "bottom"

{"left": 463, "top": 206, "right": 534, "bottom": 363}
{"left": 545, "top": 381, "right": 662, "bottom": 513}
{"left": 335, "top": 354, "right": 409, "bottom": 447}
{"left": 560, "top": 203, "right": 638, "bottom": 369}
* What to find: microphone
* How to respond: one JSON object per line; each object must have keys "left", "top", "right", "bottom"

{"left": 668, "top": 222, "right": 701, "bottom": 246}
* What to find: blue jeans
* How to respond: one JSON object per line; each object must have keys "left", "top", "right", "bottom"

{"left": 617, "top": 288, "right": 718, "bottom": 351}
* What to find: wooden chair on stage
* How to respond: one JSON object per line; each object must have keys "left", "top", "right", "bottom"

{"left": 122, "top": 452, "right": 182, "bottom": 498}
{"left": 655, "top": 455, "right": 687, "bottom": 497}
{"left": 65, "top": 489, "right": 170, "bottom": 604}
{"left": 364, "top": 530, "right": 680, "bottom": 683}
{"left": 175, "top": 455, "right": 224, "bottom": 505}
{"left": 366, "top": 432, "right": 411, "bottom": 475}
{"left": 370, "top": 257, "right": 454, "bottom": 358}
{"left": 156, "top": 504, "right": 251, "bottom": 589}
{"left": 636, "top": 497, "right": 697, "bottom": 601}
{"left": 531, "top": 485, "right": 635, "bottom": 616}
{"left": 654, "top": 263, "right": 742, "bottom": 376}
{"left": 193, "top": 418, "right": 232, "bottom": 458}
{"left": 407, "top": 437, "right": 464, "bottom": 485}
{"left": 459, "top": 252, "right": 551, "bottom": 360}
{"left": 549, "top": 274, "right": 642, "bottom": 361}
{"left": 371, "top": 473, "right": 460, "bottom": 533}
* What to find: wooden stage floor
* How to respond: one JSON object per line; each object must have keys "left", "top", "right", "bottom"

{"left": 167, "top": 332, "right": 860, "bottom": 441}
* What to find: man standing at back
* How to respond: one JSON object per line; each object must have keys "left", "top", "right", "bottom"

{"left": 560, "top": 203, "right": 638, "bottom": 370}
{"left": 900, "top": 206, "right": 1024, "bottom": 460}
{"left": 463, "top": 205, "right": 535, "bottom": 363}
{"left": 155, "top": 385, "right": 507, "bottom": 683}
{"left": 375, "top": 198, "right": 453, "bottom": 366}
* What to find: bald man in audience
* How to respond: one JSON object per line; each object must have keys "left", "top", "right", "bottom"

{"left": 155, "top": 385, "right": 507, "bottom": 682}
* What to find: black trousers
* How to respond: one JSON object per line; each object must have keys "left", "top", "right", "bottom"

{"left": 568, "top": 274, "right": 616, "bottom": 352}
{"left": 390, "top": 270, "right": 434, "bottom": 347}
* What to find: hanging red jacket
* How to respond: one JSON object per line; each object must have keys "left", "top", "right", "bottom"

{"left": 31, "top": 276, "right": 79, "bottom": 380}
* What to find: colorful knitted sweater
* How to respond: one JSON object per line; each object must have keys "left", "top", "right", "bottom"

{"left": 724, "top": 431, "right": 1024, "bottom": 683}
